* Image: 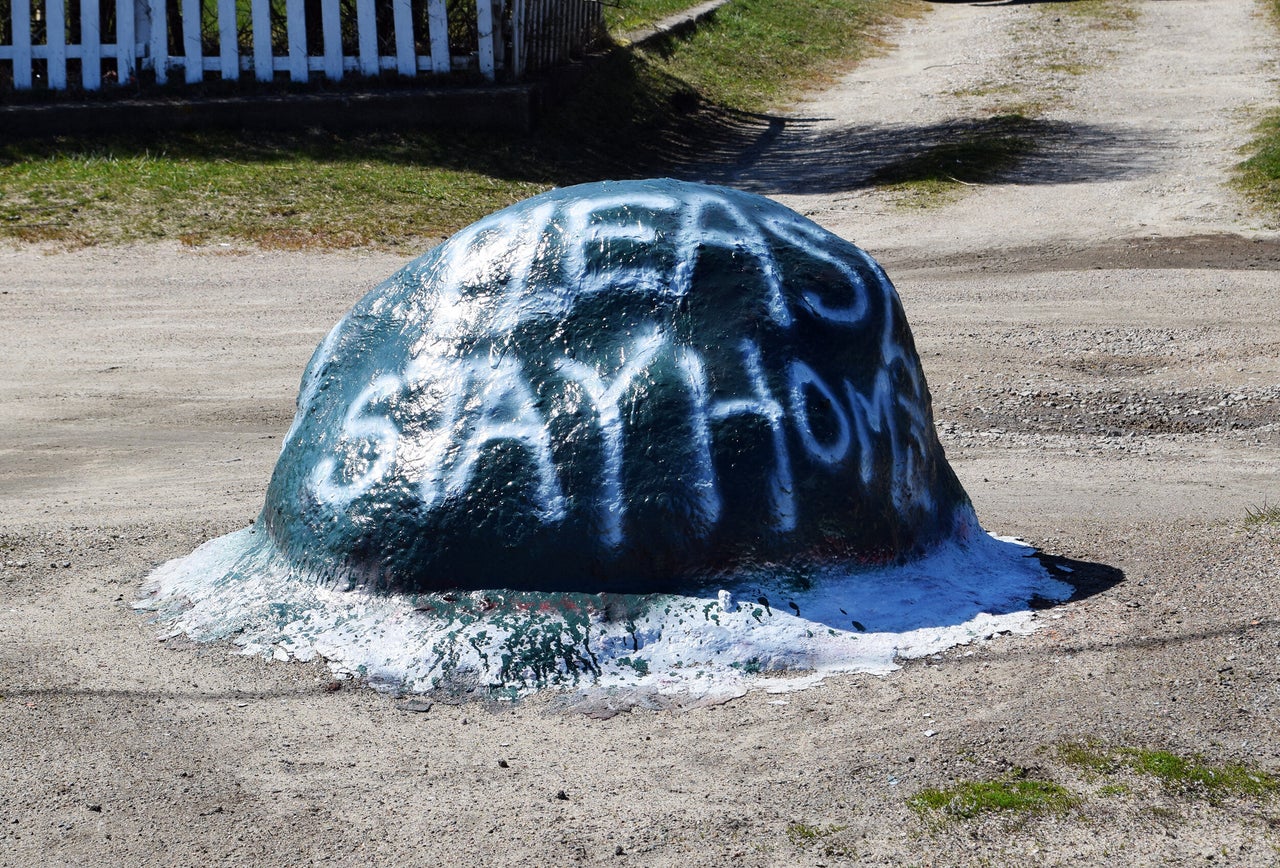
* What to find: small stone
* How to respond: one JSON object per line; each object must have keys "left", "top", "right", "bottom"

{"left": 86, "top": 804, "right": 102, "bottom": 813}
{"left": 717, "top": 589, "right": 735, "bottom": 613}
{"left": 497, "top": 759, "right": 509, "bottom": 768}
{"left": 615, "top": 846, "right": 625, "bottom": 856}
{"left": 323, "top": 679, "right": 343, "bottom": 692}
{"left": 556, "top": 790, "right": 569, "bottom": 801}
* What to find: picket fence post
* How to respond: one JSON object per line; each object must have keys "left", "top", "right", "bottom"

{"left": 118, "top": 0, "right": 141, "bottom": 83}
{"left": 355, "top": 0, "right": 377, "bottom": 76}
{"left": 11, "top": 0, "right": 34, "bottom": 88}
{"left": 426, "top": 0, "right": 448, "bottom": 75}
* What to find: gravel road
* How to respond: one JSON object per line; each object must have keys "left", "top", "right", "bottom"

{"left": 2, "top": 0, "right": 1279, "bottom": 864}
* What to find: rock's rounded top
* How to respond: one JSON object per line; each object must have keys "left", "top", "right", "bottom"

{"left": 262, "top": 179, "right": 971, "bottom": 593}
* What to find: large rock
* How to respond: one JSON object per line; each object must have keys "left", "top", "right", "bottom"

{"left": 263, "top": 178, "right": 971, "bottom": 594}
{"left": 141, "top": 180, "right": 1072, "bottom": 696}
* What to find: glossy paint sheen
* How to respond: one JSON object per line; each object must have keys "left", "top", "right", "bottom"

{"left": 266, "top": 179, "right": 970, "bottom": 594}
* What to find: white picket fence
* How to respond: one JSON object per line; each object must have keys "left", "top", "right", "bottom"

{"left": 0, "top": 0, "right": 601, "bottom": 90}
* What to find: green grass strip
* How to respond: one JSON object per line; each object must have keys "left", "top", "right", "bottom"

{"left": 605, "top": 0, "right": 712, "bottom": 36}
{"left": 1058, "top": 742, "right": 1279, "bottom": 799}
{"left": 1236, "top": 1, "right": 1280, "bottom": 217}
{"left": 644, "top": 0, "right": 914, "bottom": 113}
{"left": 0, "top": 130, "right": 550, "bottom": 249}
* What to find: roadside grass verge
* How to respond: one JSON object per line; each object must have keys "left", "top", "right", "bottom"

{"left": 639, "top": 0, "right": 918, "bottom": 114}
{"left": 908, "top": 773, "right": 1078, "bottom": 823}
{"left": 1237, "top": 0, "right": 1280, "bottom": 218}
{"left": 909, "top": 742, "right": 1276, "bottom": 833}
{"left": 604, "top": 0, "right": 709, "bottom": 36}
{"left": 1057, "top": 741, "right": 1279, "bottom": 801}
{"left": 0, "top": 0, "right": 918, "bottom": 250}
{"left": 1237, "top": 113, "right": 1280, "bottom": 222}
{"left": 0, "top": 132, "right": 551, "bottom": 249}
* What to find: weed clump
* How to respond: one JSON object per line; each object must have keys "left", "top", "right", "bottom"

{"left": 1244, "top": 501, "right": 1280, "bottom": 528}
{"left": 786, "top": 822, "right": 847, "bottom": 844}
{"left": 1057, "top": 741, "right": 1278, "bottom": 800}
{"left": 908, "top": 773, "right": 1077, "bottom": 821}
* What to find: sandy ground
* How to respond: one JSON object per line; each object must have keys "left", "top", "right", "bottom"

{"left": 3, "top": 0, "right": 1280, "bottom": 864}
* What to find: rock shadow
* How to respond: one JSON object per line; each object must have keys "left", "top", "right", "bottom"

{"left": 1034, "top": 550, "right": 1125, "bottom": 606}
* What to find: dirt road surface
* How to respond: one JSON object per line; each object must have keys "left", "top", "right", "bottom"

{"left": 3, "top": 0, "right": 1279, "bottom": 864}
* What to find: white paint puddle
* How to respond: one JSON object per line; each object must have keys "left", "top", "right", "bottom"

{"left": 138, "top": 525, "right": 1069, "bottom": 701}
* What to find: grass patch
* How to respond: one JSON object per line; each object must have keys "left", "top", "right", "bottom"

{"left": 0, "top": 131, "right": 551, "bottom": 249}
{"left": 605, "top": 0, "right": 709, "bottom": 36}
{"left": 1245, "top": 501, "right": 1280, "bottom": 528}
{"left": 1244, "top": 142, "right": 1280, "bottom": 219}
{"left": 642, "top": 0, "right": 919, "bottom": 113}
{"left": 867, "top": 114, "right": 1044, "bottom": 206}
{"left": 1058, "top": 742, "right": 1279, "bottom": 800}
{"left": 1238, "top": 1, "right": 1280, "bottom": 217}
{"left": 908, "top": 774, "right": 1077, "bottom": 821}
{"left": 786, "top": 822, "right": 846, "bottom": 845}
{"left": 0, "top": 0, "right": 918, "bottom": 249}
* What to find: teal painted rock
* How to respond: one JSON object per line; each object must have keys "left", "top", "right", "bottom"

{"left": 141, "top": 180, "right": 1069, "bottom": 696}
{"left": 266, "top": 179, "right": 970, "bottom": 594}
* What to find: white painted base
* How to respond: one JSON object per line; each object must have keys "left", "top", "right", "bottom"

{"left": 137, "top": 523, "right": 1071, "bottom": 699}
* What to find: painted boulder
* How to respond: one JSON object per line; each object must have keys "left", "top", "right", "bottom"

{"left": 266, "top": 178, "right": 969, "bottom": 594}
{"left": 141, "top": 180, "right": 1069, "bottom": 696}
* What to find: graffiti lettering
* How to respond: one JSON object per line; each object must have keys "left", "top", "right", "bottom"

{"left": 679, "top": 340, "right": 797, "bottom": 533}
{"left": 311, "top": 374, "right": 401, "bottom": 507}
{"left": 556, "top": 328, "right": 665, "bottom": 546}
{"left": 446, "top": 354, "right": 567, "bottom": 522}
{"left": 427, "top": 189, "right": 864, "bottom": 333}
{"left": 302, "top": 189, "right": 938, "bottom": 544}
{"left": 788, "top": 360, "right": 852, "bottom": 466}
{"left": 310, "top": 338, "right": 933, "bottom": 541}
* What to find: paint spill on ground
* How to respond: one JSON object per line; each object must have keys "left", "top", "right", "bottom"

{"left": 138, "top": 524, "right": 1069, "bottom": 700}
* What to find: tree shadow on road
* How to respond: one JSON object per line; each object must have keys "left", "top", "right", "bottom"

{"left": 655, "top": 110, "right": 1161, "bottom": 195}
